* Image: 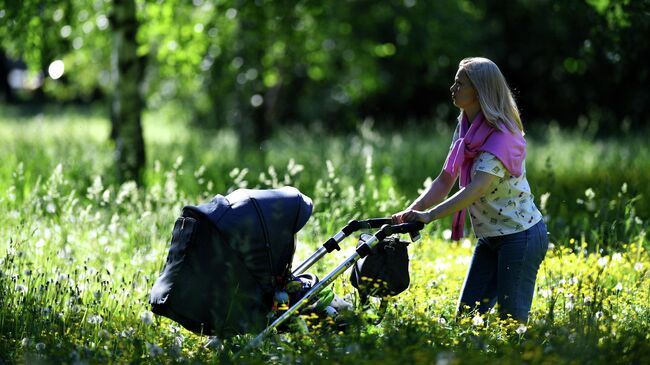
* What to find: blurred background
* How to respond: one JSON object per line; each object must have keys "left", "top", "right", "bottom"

{"left": 2, "top": 0, "right": 648, "bottom": 135}
{"left": 1, "top": 0, "right": 649, "bottom": 247}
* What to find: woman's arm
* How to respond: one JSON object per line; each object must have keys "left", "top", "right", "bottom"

{"left": 400, "top": 171, "right": 498, "bottom": 224}
{"left": 393, "top": 170, "right": 456, "bottom": 223}
{"left": 408, "top": 170, "right": 457, "bottom": 211}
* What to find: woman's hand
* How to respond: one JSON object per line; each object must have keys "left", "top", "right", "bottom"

{"left": 392, "top": 209, "right": 435, "bottom": 224}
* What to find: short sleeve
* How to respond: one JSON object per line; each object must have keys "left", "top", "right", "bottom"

{"left": 474, "top": 152, "right": 506, "bottom": 178}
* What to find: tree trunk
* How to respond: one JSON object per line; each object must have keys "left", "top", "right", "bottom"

{"left": 110, "top": 0, "right": 145, "bottom": 184}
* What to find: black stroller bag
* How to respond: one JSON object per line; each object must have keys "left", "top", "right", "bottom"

{"left": 149, "top": 187, "right": 313, "bottom": 337}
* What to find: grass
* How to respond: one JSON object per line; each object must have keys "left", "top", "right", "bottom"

{"left": 1, "top": 106, "right": 649, "bottom": 363}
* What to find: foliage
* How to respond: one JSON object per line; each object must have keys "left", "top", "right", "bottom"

{"left": 1, "top": 108, "right": 649, "bottom": 363}
{"left": 2, "top": 0, "right": 647, "bottom": 132}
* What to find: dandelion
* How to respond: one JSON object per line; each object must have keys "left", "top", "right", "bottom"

{"left": 119, "top": 327, "right": 135, "bottom": 338}
{"left": 140, "top": 311, "right": 154, "bottom": 325}
{"left": 611, "top": 252, "right": 622, "bottom": 262}
{"left": 93, "top": 291, "right": 101, "bottom": 300}
{"left": 516, "top": 325, "right": 527, "bottom": 335}
{"left": 442, "top": 229, "right": 452, "bottom": 240}
{"left": 87, "top": 314, "right": 103, "bottom": 324}
{"left": 634, "top": 262, "right": 643, "bottom": 271}
{"left": 36, "top": 342, "right": 46, "bottom": 351}
{"left": 584, "top": 296, "right": 593, "bottom": 304}
{"left": 595, "top": 311, "right": 604, "bottom": 320}
{"left": 146, "top": 342, "right": 163, "bottom": 357}
{"left": 597, "top": 257, "right": 608, "bottom": 267}
{"left": 437, "top": 317, "right": 447, "bottom": 325}
{"left": 15, "top": 284, "right": 28, "bottom": 293}
{"left": 540, "top": 289, "right": 552, "bottom": 298}
{"left": 614, "top": 282, "right": 623, "bottom": 292}
{"left": 46, "top": 202, "right": 57, "bottom": 214}
{"left": 472, "top": 315, "right": 484, "bottom": 326}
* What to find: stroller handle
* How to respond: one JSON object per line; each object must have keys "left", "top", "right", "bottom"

{"left": 293, "top": 219, "right": 421, "bottom": 277}
{"left": 248, "top": 221, "right": 425, "bottom": 350}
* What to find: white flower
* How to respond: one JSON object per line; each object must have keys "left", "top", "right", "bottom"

{"left": 438, "top": 317, "right": 447, "bottom": 325}
{"left": 36, "top": 342, "right": 46, "bottom": 351}
{"left": 15, "top": 284, "right": 28, "bottom": 293}
{"left": 611, "top": 252, "right": 622, "bottom": 262}
{"left": 595, "top": 311, "right": 604, "bottom": 320}
{"left": 146, "top": 342, "right": 163, "bottom": 357}
{"left": 140, "top": 311, "right": 154, "bottom": 325}
{"left": 565, "top": 301, "right": 575, "bottom": 311}
{"left": 634, "top": 262, "right": 643, "bottom": 271}
{"left": 614, "top": 282, "right": 623, "bottom": 292}
{"left": 93, "top": 291, "right": 101, "bottom": 300}
{"left": 472, "top": 315, "right": 484, "bottom": 326}
{"left": 584, "top": 296, "right": 593, "bottom": 304}
{"left": 442, "top": 229, "right": 452, "bottom": 240}
{"left": 516, "top": 325, "right": 527, "bottom": 335}
{"left": 87, "top": 314, "right": 103, "bottom": 324}
{"left": 597, "top": 257, "right": 608, "bottom": 267}
{"left": 46, "top": 203, "right": 57, "bottom": 214}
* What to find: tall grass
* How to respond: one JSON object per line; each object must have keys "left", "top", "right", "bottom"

{"left": 1, "top": 106, "right": 649, "bottom": 363}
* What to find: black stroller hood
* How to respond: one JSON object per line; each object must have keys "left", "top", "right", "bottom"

{"left": 185, "top": 186, "right": 313, "bottom": 291}
{"left": 150, "top": 186, "right": 313, "bottom": 336}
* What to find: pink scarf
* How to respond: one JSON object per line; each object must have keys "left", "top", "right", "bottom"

{"left": 443, "top": 113, "right": 526, "bottom": 240}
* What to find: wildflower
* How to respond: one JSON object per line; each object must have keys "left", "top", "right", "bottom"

{"left": 597, "top": 257, "right": 608, "bottom": 267}
{"left": 140, "top": 311, "right": 154, "bottom": 325}
{"left": 614, "top": 282, "right": 623, "bottom": 292}
{"left": 516, "top": 325, "right": 527, "bottom": 335}
{"left": 584, "top": 296, "right": 593, "bottom": 304}
{"left": 634, "top": 262, "right": 643, "bottom": 271}
{"left": 437, "top": 317, "right": 447, "bottom": 325}
{"left": 146, "top": 342, "right": 163, "bottom": 357}
{"left": 442, "top": 229, "right": 452, "bottom": 240}
{"left": 595, "top": 311, "right": 604, "bottom": 320}
{"left": 46, "top": 203, "right": 57, "bottom": 214}
{"left": 611, "top": 253, "right": 622, "bottom": 262}
{"left": 93, "top": 291, "right": 101, "bottom": 300}
{"left": 15, "top": 284, "right": 28, "bottom": 293}
{"left": 87, "top": 314, "right": 103, "bottom": 324}
{"left": 119, "top": 327, "right": 135, "bottom": 338}
{"left": 36, "top": 342, "right": 46, "bottom": 351}
{"left": 472, "top": 315, "right": 484, "bottom": 326}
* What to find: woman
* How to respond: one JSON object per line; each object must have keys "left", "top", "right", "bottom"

{"left": 392, "top": 57, "right": 548, "bottom": 322}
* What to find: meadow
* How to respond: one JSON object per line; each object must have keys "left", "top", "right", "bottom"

{"left": 1, "top": 106, "right": 648, "bottom": 364}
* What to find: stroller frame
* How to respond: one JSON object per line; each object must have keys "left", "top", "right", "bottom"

{"left": 248, "top": 219, "right": 424, "bottom": 347}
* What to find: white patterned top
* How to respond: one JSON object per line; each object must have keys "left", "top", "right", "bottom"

{"left": 449, "top": 124, "right": 543, "bottom": 238}
{"left": 467, "top": 152, "right": 543, "bottom": 238}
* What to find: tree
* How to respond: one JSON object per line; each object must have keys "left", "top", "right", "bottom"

{"left": 0, "top": 0, "right": 146, "bottom": 184}
{"left": 109, "top": 0, "right": 145, "bottom": 183}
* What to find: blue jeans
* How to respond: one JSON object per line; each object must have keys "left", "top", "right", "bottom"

{"left": 457, "top": 220, "right": 548, "bottom": 322}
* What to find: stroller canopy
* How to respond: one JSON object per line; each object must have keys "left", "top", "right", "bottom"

{"left": 186, "top": 186, "right": 313, "bottom": 291}
{"left": 149, "top": 186, "right": 313, "bottom": 336}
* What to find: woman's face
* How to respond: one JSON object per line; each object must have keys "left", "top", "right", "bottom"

{"left": 450, "top": 68, "right": 479, "bottom": 110}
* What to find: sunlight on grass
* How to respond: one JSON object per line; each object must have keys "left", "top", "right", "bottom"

{"left": 1, "top": 108, "right": 649, "bottom": 363}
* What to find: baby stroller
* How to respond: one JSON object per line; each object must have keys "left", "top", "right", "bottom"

{"left": 149, "top": 187, "right": 423, "bottom": 343}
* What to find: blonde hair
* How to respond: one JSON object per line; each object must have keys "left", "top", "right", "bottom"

{"left": 459, "top": 57, "right": 523, "bottom": 133}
